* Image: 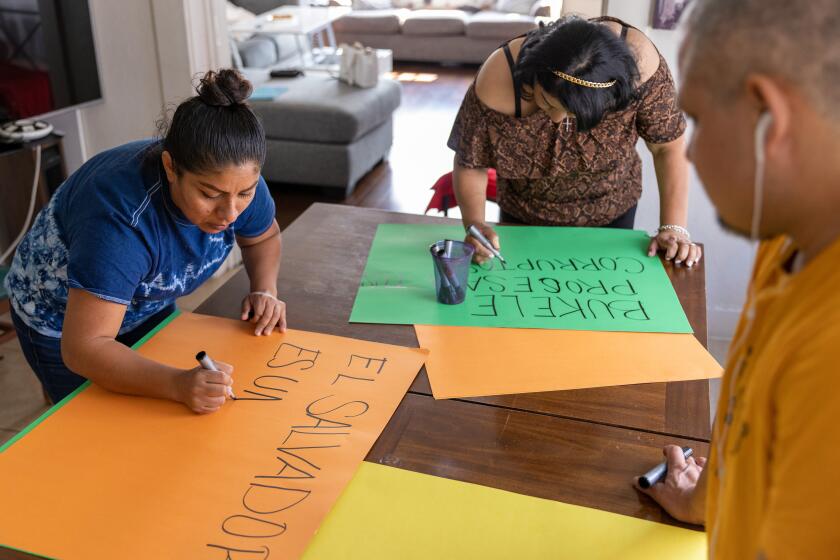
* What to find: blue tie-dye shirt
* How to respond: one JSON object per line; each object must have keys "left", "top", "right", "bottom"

{"left": 4, "top": 139, "right": 275, "bottom": 338}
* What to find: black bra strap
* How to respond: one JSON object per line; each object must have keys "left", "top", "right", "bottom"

{"left": 620, "top": 24, "right": 629, "bottom": 41}
{"left": 502, "top": 43, "right": 522, "bottom": 118}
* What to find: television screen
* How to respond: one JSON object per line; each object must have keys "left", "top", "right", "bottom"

{"left": 0, "top": 0, "right": 101, "bottom": 121}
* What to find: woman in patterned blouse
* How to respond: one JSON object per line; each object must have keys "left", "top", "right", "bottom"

{"left": 449, "top": 16, "right": 702, "bottom": 268}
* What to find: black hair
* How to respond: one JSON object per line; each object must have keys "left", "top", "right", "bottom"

{"left": 514, "top": 17, "right": 641, "bottom": 131}
{"left": 156, "top": 69, "right": 266, "bottom": 175}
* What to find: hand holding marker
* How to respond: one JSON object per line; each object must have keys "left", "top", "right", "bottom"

{"left": 637, "top": 447, "right": 693, "bottom": 488}
{"left": 196, "top": 351, "right": 236, "bottom": 400}
{"left": 467, "top": 225, "right": 506, "bottom": 263}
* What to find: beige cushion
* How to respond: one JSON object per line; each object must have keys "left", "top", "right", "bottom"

{"left": 494, "top": 0, "right": 535, "bottom": 15}
{"left": 466, "top": 11, "right": 536, "bottom": 39}
{"left": 402, "top": 10, "right": 467, "bottom": 36}
{"left": 333, "top": 9, "right": 408, "bottom": 34}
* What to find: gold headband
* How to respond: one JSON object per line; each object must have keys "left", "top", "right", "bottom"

{"left": 552, "top": 70, "right": 616, "bottom": 89}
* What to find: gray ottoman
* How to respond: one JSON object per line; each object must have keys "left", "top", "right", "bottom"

{"left": 250, "top": 73, "right": 402, "bottom": 196}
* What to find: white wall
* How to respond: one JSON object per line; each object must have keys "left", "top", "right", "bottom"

{"left": 78, "top": 0, "right": 165, "bottom": 157}
{"left": 50, "top": 0, "right": 231, "bottom": 172}
{"left": 606, "top": 0, "right": 755, "bottom": 361}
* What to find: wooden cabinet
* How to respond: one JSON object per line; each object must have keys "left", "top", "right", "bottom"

{"left": 0, "top": 135, "right": 66, "bottom": 263}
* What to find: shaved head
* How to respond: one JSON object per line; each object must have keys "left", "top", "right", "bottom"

{"left": 683, "top": 0, "right": 840, "bottom": 118}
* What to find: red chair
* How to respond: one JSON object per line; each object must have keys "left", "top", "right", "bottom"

{"left": 425, "top": 169, "right": 497, "bottom": 216}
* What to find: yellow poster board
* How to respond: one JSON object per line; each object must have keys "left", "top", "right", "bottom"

{"left": 305, "top": 462, "right": 707, "bottom": 559}
{"left": 0, "top": 312, "right": 427, "bottom": 560}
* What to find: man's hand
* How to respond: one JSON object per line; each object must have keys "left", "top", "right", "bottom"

{"left": 634, "top": 444, "right": 707, "bottom": 525}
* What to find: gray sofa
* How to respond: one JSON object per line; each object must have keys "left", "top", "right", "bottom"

{"left": 333, "top": 8, "right": 541, "bottom": 64}
{"left": 246, "top": 72, "right": 401, "bottom": 195}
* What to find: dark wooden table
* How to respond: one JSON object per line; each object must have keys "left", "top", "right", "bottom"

{"left": 201, "top": 203, "right": 711, "bottom": 524}
{"left": 0, "top": 204, "right": 710, "bottom": 559}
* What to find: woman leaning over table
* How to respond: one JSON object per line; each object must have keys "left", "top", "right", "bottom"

{"left": 4, "top": 69, "right": 286, "bottom": 413}
{"left": 450, "top": 16, "right": 701, "bottom": 267}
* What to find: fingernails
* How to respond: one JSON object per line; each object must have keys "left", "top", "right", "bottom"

{"left": 675, "top": 260, "right": 682, "bottom": 265}
{"left": 687, "top": 260, "right": 694, "bottom": 268}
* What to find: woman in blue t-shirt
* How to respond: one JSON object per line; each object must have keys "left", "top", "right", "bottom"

{"left": 5, "top": 69, "right": 285, "bottom": 414}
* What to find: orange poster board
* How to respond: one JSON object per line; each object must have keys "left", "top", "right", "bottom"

{"left": 415, "top": 325, "right": 721, "bottom": 399}
{"left": 0, "top": 312, "right": 427, "bottom": 560}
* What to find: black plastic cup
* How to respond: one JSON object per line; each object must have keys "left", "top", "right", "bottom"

{"left": 429, "top": 240, "right": 474, "bottom": 305}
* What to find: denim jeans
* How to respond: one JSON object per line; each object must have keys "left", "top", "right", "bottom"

{"left": 10, "top": 304, "right": 176, "bottom": 404}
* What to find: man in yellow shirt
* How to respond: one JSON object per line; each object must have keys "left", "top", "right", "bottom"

{"left": 636, "top": 0, "right": 840, "bottom": 558}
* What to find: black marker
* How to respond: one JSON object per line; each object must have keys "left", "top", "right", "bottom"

{"left": 196, "top": 351, "right": 236, "bottom": 400}
{"left": 466, "top": 225, "right": 506, "bottom": 263}
{"left": 638, "top": 447, "right": 693, "bottom": 489}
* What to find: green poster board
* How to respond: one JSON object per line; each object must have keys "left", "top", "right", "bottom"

{"left": 349, "top": 224, "right": 692, "bottom": 333}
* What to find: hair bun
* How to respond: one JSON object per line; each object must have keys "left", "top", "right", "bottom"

{"left": 196, "top": 69, "right": 253, "bottom": 107}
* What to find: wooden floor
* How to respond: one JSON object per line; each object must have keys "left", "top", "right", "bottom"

{"left": 271, "top": 63, "right": 497, "bottom": 228}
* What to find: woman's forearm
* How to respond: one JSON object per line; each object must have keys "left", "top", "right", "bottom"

{"left": 241, "top": 226, "right": 282, "bottom": 296}
{"left": 453, "top": 160, "right": 489, "bottom": 227}
{"left": 62, "top": 336, "right": 182, "bottom": 400}
{"left": 650, "top": 139, "right": 690, "bottom": 227}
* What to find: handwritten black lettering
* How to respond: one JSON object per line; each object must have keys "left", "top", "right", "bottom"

{"left": 538, "top": 277, "right": 561, "bottom": 294}
{"left": 242, "top": 483, "right": 311, "bottom": 515}
{"left": 531, "top": 296, "right": 556, "bottom": 318}
{"left": 517, "top": 258, "right": 535, "bottom": 271}
{"left": 616, "top": 257, "right": 645, "bottom": 274}
{"left": 552, "top": 297, "right": 587, "bottom": 320}
{"left": 586, "top": 299, "right": 616, "bottom": 319}
{"left": 275, "top": 446, "right": 336, "bottom": 474}
{"left": 553, "top": 258, "right": 578, "bottom": 271}
{"left": 347, "top": 354, "right": 387, "bottom": 375}
{"left": 206, "top": 543, "right": 270, "bottom": 559}
{"left": 331, "top": 373, "right": 375, "bottom": 385}
{"left": 512, "top": 276, "right": 534, "bottom": 293}
{"left": 570, "top": 257, "right": 600, "bottom": 271}
{"left": 610, "top": 300, "right": 650, "bottom": 321}
{"left": 483, "top": 275, "right": 506, "bottom": 293}
{"left": 500, "top": 295, "right": 525, "bottom": 317}
{"left": 597, "top": 257, "right": 617, "bottom": 271}
{"left": 306, "top": 395, "right": 370, "bottom": 420}
{"left": 577, "top": 279, "right": 609, "bottom": 296}
{"left": 471, "top": 294, "right": 498, "bottom": 316}
{"left": 256, "top": 453, "right": 316, "bottom": 480}
{"left": 282, "top": 429, "right": 349, "bottom": 446}
{"left": 611, "top": 279, "right": 637, "bottom": 296}
{"left": 221, "top": 515, "right": 286, "bottom": 539}
{"left": 237, "top": 375, "right": 298, "bottom": 402}
{"left": 533, "top": 259, "right": 556, "bottom": 272}
{"left": 268, "top": 343, "right": 321, "bottom": 371}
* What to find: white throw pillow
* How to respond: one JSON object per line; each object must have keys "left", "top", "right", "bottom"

{"left": 225, "top": 1, "right": 255, "bottom": 23}
{"left": 352, "top": 0, "right": 394, "bottom": 10}
{"left": 494, "top": 0, "right": 536, "bottom": 15}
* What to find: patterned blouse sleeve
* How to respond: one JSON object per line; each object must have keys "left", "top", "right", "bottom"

{"left": 447, "top": 84, "right": 497, "bottom": 169}
{"left": 635, "top": 54, "right": 687, "bottom": 144}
